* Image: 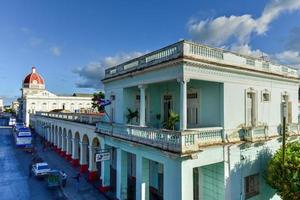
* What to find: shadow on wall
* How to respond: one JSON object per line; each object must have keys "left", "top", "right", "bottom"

{"left": 225, "top": 143, "right": 279, "bottom": 200}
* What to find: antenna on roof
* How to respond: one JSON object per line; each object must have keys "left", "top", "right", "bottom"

{"left": 260, "top": 52, "right": 269, "bottom": 62}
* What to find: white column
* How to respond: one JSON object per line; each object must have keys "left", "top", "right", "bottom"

{"left": 116, "top": 148, "right": 122, "bottom": 199}
{"left": 101, "top": 143, "right": 110, "bottom": 187}
{"left": 138, "top": 85, "right": 147, "bottom": 127}
{"left": 116, "top": 148, "right": 128, "bottom": 199}
{"left": 178, "top": 78, "right": 189, "bottom": 131}
{"left": 72, "top": 138, "right": 79, "bottom": 159}
{"left": 163, "top": 161, "right": 181, "bottom": 200}
{"left": 181, "top": 161, "right": 194, "bottom": 200}
{"left": 62, "top": 136, "right": 67, "bottom": 152}
{"left": 88, "top": 145, "right": 97, "bottom": 171}
{"left": 136, "top": 155, "right": 149, "bottom": 200}
{"left": 224, "top": 146, "right": 231, "bottom": 200}
{"left": 80, "top": 142, "right": 88, "bottom": 165}
{"left": 67, "top": 137, "right": 72, "bottom": 155}
{"left": 53, "top": 133, "right": 57, "bottom": 146}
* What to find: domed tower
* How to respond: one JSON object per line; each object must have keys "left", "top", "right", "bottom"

{"left": 21, "top": 67, "right": 45, "bottom": 97}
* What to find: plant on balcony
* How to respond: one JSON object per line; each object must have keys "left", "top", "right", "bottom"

{"left": 126, "top": 108, "right": 138, "bottom": 124}
{"left": 163, "top": 111, "right": 179, "bottom": 130}
{"left": 267, "top": 142, "right": 300, "bottom": 200}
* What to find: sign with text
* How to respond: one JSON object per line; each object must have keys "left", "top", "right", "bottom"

{"left": 95, "top": 151, "right": 110, "bottom": 162}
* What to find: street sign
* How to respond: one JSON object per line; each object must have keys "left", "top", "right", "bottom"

{"left": 95, "top": 151, "right": 110, "bottom": 162}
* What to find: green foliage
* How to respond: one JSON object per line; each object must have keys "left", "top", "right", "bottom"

{"left": 4, "top": 108, "right": 15, "bottom": 114}
{"left": 267, "top": 142, "right": 300, "bottom": 200}
{"left": 163, "top": 111, "right": 179, "bottom": 130}
{"left": 126, "top": 108, "right": 138, "bottom": 124}
{"left": 92, "top": 92, "right": 105, "bottom": 112}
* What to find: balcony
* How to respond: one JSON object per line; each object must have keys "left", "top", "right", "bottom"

{"left": 96, "top": 121, "right": 224, "bottom": 154}
{"left": 243, "top": 125, "right": 268, "bottom": 142}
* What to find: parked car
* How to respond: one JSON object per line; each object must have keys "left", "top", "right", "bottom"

{"left": 47, "top": 170, "right": 67, "bottom": 188}
{"left": 32, "top": 162, "right": 51, "bottom": 177}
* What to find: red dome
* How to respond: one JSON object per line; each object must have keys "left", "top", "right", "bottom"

{"left": 23, "top": 67, "right": 45, "bottom": 85}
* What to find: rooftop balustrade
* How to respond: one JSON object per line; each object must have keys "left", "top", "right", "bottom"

{"left": 104, "top": 40, "right": 298, "bottom": 80}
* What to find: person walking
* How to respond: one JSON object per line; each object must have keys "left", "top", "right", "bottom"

{"left": 61, "top": 171, "right": 67, "bottom": 187}
{"left": 72, "top": 173, "right": 81, "bottom": 192}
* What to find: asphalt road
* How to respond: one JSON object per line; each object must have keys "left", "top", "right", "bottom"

{"left": 0, "top": 127, "right": 54, "bottom": 200}
{"left": 0, "top": 126, "right": 107, "bottom": 200}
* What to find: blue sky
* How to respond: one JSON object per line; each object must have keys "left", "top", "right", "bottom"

{"left": 1, "top": 0, "right": 300, "bottom": 104}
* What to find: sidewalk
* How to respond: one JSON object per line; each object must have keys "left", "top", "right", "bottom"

{"left": 33, "top": 136, "right": 108, "bottom": 200}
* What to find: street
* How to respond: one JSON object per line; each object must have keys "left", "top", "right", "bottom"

{"left": 0, "top": 126, "right": 107, "bottom": 200}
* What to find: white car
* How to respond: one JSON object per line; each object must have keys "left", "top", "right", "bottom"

{"left": 32, "top": 162, "right": 51, "bottom": 177}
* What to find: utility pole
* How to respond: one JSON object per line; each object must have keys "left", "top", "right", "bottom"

{"left": 282, "top": 116, "right": 286, "bottom": 164}
{"left": 282, "top": 102, "right": 287, "bottom": 166}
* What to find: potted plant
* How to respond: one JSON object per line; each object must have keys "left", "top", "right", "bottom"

{"left": 163, "top": 111, "right": 179, "bottom": 130}
{"left": 126, "top": 108, "right": 138, "bottom": 124}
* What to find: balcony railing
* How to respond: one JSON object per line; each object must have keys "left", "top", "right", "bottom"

{"left": 104, "top": 40, "right": 298, "bottom": 80}
{"left": 243, "top": 125, "right": 268, "bottom": 142}
{"left": 96, "top": 121, "right": 224, "bottom": 153}
{"left": 34, "top": 111, "right": 103, "bottom": 125}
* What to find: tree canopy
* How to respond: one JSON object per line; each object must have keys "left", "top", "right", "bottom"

{"left": 92, "top": 92, "right": 105, "bottom": 112}
{"left": 267, "top": 142, "right": 300, "bottom": 200}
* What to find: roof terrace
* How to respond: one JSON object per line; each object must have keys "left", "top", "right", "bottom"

{"left": 104, "top": 40, "right": 299, "bottom": 81}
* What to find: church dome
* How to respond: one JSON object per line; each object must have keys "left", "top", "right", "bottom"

{"left": 23, "top": 67, "right": 45, "bottom": 88}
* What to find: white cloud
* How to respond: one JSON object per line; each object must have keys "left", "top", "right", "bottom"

{"left": 274, "top": 50, "right": 300, "bottom": 66}
{"left": 74, "top": 52, "right": 145, "bottom": 89}
{"left": 230, "top": 44, "right": 266, "bottom": 58}
{"left": 188, "top": 0, "right": 300, "bottom": 50}
{"left": 50, "top": 46, "right": 61, "bottom": 56}
{"left": 258, "top": 0, "right": 300, "bottom": 34}
{"left": 188, "top": 15, "right": 257, "bottom": 46}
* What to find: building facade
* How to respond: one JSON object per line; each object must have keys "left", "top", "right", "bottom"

{"left": 19, "top": 67, "right": 93, "bottom": 125}
{"left": 97, "top": 40, "right": 299, "bottom": 200}
{"left": 30, "top": 41, "right": 300, "bottom": 200}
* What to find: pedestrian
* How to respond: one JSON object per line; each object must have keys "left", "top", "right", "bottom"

{"left": 61, "top": 171, "right": 67, "bottom": 187}
{"left": 72, "top": 173, "right": 81, "bottom": 192}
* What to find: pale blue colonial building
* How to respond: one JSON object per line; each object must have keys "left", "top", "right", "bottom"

{"left": 31, "top": 40, "right": 299, "bottom": 200}
{"left": 98, "top": 40, "right": 299, "bottom": 200}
